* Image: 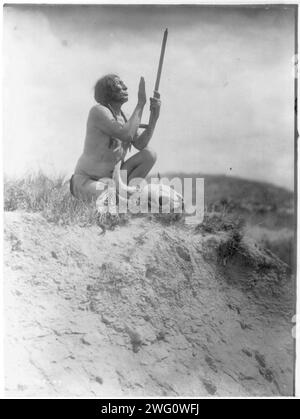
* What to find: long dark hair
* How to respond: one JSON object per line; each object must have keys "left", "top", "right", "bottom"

{"left": 94, "top": 74, "right": 119, "bottom": 105}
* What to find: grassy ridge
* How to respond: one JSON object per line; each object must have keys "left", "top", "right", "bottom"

{"left": 4, "top": 172, "right": 96, "bottom": 226}
{"left": 3, "top": 172, "right": 294, "bottom": 266}
{"left": 4, "top": 171, "right": 294, "bottom": 227}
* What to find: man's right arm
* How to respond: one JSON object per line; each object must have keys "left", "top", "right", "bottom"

{"left": 90, "top": 76, "right": 147, "bottom": 144}
{"left": 90, "top": 103, "right": 144, "bottom": 143}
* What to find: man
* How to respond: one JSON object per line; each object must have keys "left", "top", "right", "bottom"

{"left": 70, "top": 74, "right": 161, "bottom": 201}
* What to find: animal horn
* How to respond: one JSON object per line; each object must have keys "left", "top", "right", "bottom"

{"left": 113, "top": 161, "right": 138, "bottom": 196}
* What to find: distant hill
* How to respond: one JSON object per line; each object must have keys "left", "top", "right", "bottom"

{"left": 159, "top": 173, "right": 294, "bottom": 209}
{"left": 157, "top": 173, "right": 294, "bottom": 230}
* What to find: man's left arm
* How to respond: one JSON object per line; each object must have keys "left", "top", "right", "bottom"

{"left": 132, "top": 95, "right": 161, "bottom": 151}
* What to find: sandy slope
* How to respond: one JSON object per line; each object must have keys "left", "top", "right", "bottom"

{"left": 3, "top": 212, "right": 295, "bottom": 397}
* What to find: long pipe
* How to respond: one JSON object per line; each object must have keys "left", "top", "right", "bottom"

{"left": 154, "top": 28, "right": 168, "bottom": 93}
{"left": 139, "top": 29, "right": 168, "bottom": 129}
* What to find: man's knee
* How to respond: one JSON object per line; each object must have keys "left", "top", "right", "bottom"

{"left": 143, "top": 147, "right": 157, "bottom": 165}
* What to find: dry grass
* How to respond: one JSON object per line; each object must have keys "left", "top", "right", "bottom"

{"left": 4, "top": 172, "right": 98, "bottom": 226}
{"left": 3, "top": 173, "right": 295, "bottom": 267}
{"left": 261, "top": 235, "right": 294, "bottom": 268}
{"left": 196, "top": 211, "right": 292, "bottom": 270}
{"left": 196, "top": 211, "right": 246, "bottom": 234}
{"left": 4, "top": 173, "right": 181, "bottom": 231}
{"left": 247, "top": 226, "right": 294, "bottom": 268}
{"left": 4, "top": 172, "right": 186, "bottom": 229}
{"left": 195, "top": 211, "right": 246, "bottom": 265}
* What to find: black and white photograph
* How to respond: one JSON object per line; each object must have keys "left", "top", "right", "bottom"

{"left": 1, "top": 1, "right": 298, "bottom": 399}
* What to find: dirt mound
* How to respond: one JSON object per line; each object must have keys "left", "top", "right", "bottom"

{"left": 3, "top": 212, "right": 295, "bottom": 397}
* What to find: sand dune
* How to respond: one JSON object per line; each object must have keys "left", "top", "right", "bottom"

{"left": 3, "top": 212, "right": 295, "bottom": 397}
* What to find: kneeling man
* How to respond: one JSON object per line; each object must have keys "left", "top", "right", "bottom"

{"left": 71, "top": 74, "right": 160, "bottom": 201}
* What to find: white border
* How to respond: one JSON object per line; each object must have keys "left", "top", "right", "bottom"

{"left": 1, "top": 1, "right": 300, "bottom": 4}
{"left": 0, "top": 0, "right": 299, "bottom": 399}
{"left": 0, "top": 0, "right": 4, "bottom": 400}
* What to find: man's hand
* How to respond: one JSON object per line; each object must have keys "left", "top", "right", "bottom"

{"left": 132, "top": 90, "right": 161, "bottom": 150}
{"left": 138, "top": 77, "right": 146, "bottom": 107}
{"left": 149, "top": 91, "right": 161, "bottom": 124}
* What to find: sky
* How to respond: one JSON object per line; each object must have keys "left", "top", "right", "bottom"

{"left": 3, "top": 4, "right": 296, "bottom": 189}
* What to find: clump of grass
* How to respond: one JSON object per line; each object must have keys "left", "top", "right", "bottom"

{"left": 148, "top": 212, "right": 185, "bottom": 226}
{"left": 216, "top": 222, "right": 288, "bottom": 274}
{"left": 96, "top": 212, "right": 129, "bottom": 234}
{"left": 196, "top": 211, "right": 245, "bottom": 234}
{"left": 42, "top": 189, "right": 97, "bottom": 226}
{"left": 194, "top": 209, "right": 246, "bottom": 266}
{"left": 245, "top": 226, "right": 294, "bottom": 268}
{"left": 4, "top": 172, "right": 127, "bottom": 229}
{"left": 259, "top": 233, "right": 294, "bottom": 268}
{"left": 4, "top": 172, "right": 62, "bottom": 212}
{"left": 217, "top": 229, "right": 244, "bottom": 266}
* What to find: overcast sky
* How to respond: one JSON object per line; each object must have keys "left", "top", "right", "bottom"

{"left": 3, "top": 4, "right": 296, "bottom": 189}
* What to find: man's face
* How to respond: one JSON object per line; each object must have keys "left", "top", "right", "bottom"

{"left": 108, "top": 77, "right": 128, "bottom": 104}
